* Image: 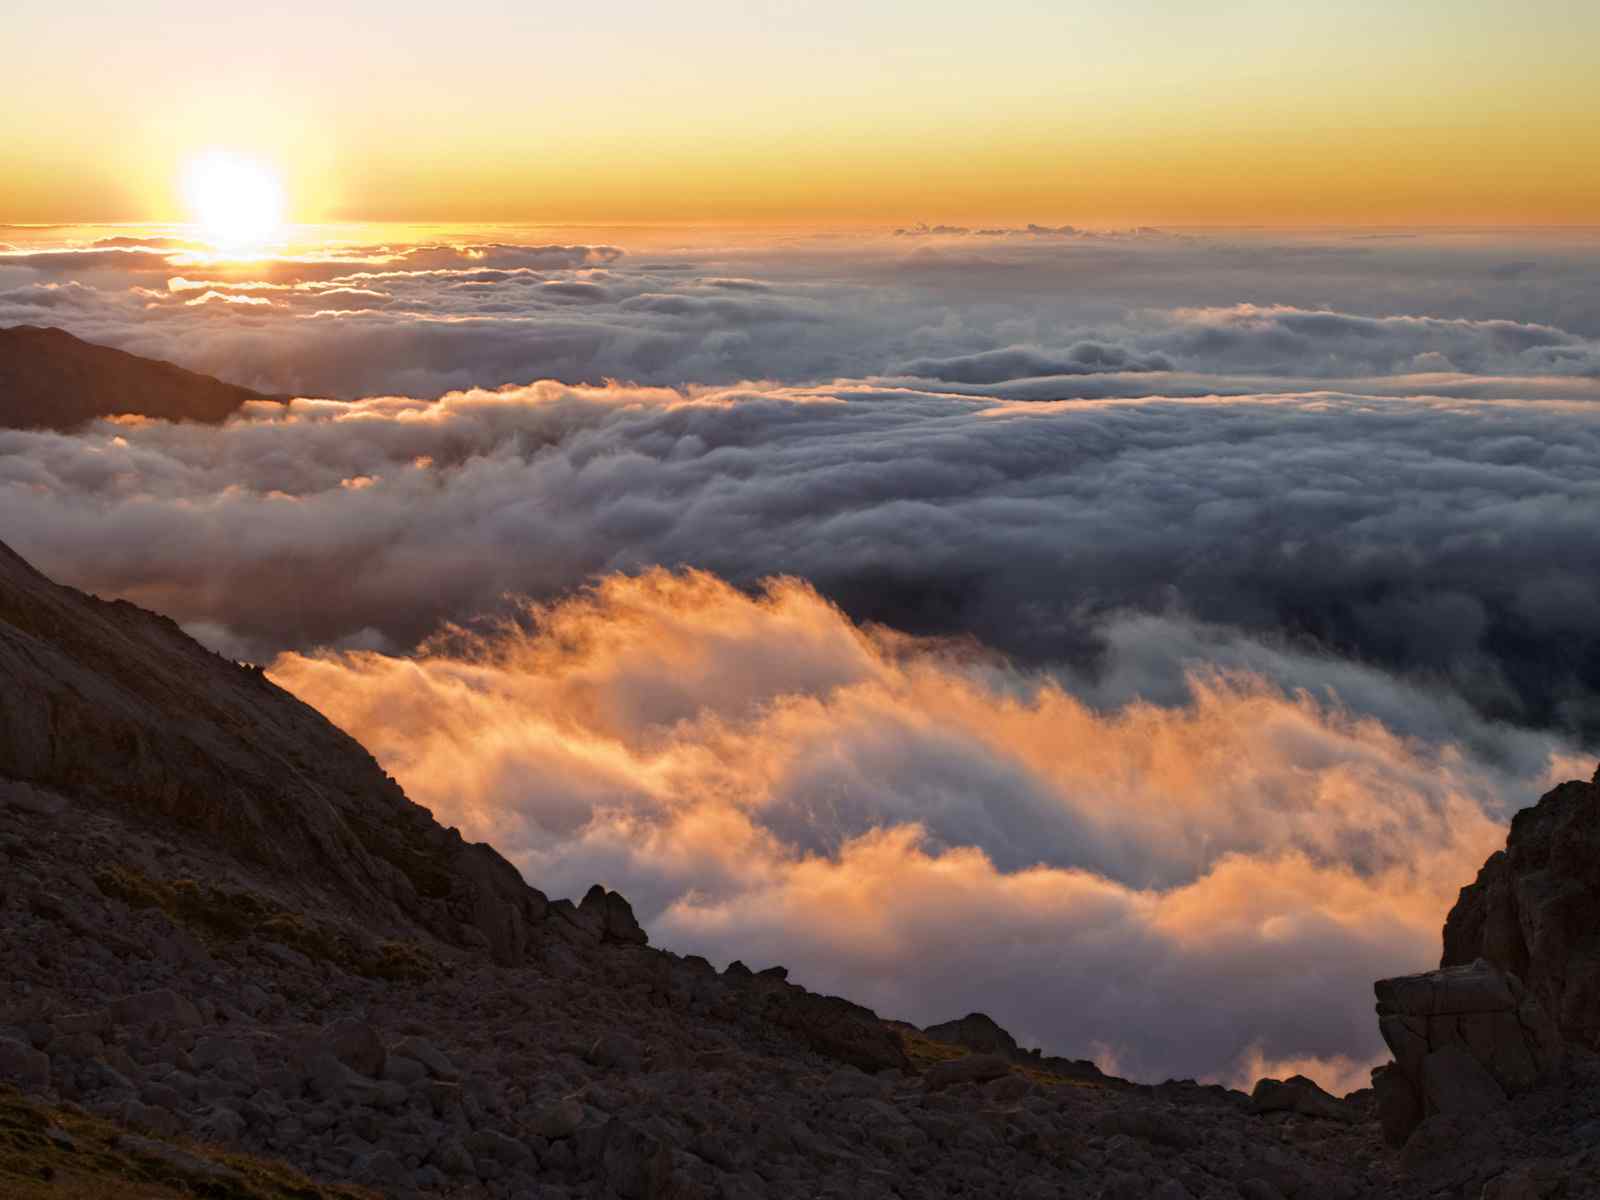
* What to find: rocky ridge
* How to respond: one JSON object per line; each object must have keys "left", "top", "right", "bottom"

{"left": 3, "top": 537, "right": 1600, "bottom": 1198}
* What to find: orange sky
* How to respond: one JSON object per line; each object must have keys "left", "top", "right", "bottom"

{"left": 6, "top": 0, "right": 1598, "bottom": 226}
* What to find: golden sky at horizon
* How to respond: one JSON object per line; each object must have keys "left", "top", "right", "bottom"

{"left": 7, "top": 0, "right": 1598, "bottom": 226}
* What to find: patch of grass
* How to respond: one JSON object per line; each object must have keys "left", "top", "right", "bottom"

{"left": 0, "top": 1086, "right": 376, "bottom": 1199}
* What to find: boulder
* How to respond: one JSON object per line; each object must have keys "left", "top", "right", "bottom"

{"left": 318, "top": 1018, "right": 386, "bottom": 1078}
{"left": 1250, "top": 1075, "right": 1359, "bottom": 1124}
{"left": 922, "top": 1012, "right": 1021, "bottom": 1058}
{"left": 1442, "top": 763, "right": 1600, "bottom": 1047}
{"left": 532, "top": 1096, "right": 585, "bottom": 1139}
{"left": 390, "top": 1035, "right": 458, "bottom": 1081}
{"left": 1372, "top": 958, "right": 1562, "bottom": 1144}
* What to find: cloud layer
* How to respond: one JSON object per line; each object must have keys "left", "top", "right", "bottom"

{"left": 269, "top": 569, "right": 1580, "bottom": 1088}
{"left": 5, "top": 227, "right": 1600, "bottom": 401}
{"left": 4, "top": 381, "right": 1598, "bottom": 741}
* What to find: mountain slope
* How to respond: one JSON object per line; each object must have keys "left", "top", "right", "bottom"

{"left": 0, "top": 325, "right": 277, "bottom": 430}
{"left": 0, "top": 535, "right": 544, "bottom": 963}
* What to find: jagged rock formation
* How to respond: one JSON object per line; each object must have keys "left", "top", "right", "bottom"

{"left": 0, "top": 324, "right": 279, "bottom": 430}
{"left": 1371, "top": 959, "right": 1564, "bottom": 1145}
{"left": 1442, "top": 763, "right": 1600, "bottom": 1048}
{"left": 1358, "top": 765, "right": 1600, "bottom": 1196}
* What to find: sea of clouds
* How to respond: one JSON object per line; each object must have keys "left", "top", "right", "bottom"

{"left": 3, "top": 224, "right": 1598, "bottom": 1089}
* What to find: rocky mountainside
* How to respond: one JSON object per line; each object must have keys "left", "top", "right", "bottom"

{"left": 1442, "top": 764, "right": 1600, "bottom": 1047}
{"left": 0, "top": 325, "right": 278, "bottom": 430}
{"left": 1366, "top": 767, "right": 1600, "bottom": 1197}
{"left": 2, "top": 536, "right": 1599, "bottom": 1199}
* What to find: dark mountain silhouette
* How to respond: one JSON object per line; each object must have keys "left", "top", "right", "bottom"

{"left": 0, "top": 324, "right": 279, "bottom": 430}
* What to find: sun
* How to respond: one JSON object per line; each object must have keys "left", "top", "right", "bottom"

{"left": 182, "top": 151, "right": 285, "bottom": 250}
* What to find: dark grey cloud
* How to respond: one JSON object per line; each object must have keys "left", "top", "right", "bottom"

{"left": 3, "top": 384, "right": 1597, "bottom": 746}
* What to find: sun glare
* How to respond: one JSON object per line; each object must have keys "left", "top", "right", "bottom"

{"left": 183, "top": 151, "right": 285, "bottom": 250}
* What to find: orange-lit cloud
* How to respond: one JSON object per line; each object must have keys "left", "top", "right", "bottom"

{"left": 268, "top": 568, "right": 1582, "bottom": 1087}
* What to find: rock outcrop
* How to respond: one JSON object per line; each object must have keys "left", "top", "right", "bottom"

{"left": 1373, "top": 958, "right": 1564, "bottom": 1145}
{"left": 1442, "top": 763, "right": 1600, "bottom": 1048}
{"left": 923, "top": 1012, "right": 1021, "bottom": 1058}
{"left": 0, "top": 324, "right": 281, "bottom": 430}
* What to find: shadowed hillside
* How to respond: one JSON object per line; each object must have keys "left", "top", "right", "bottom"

{"left": 0, "top": 325, "right": 278, "bottom": 430}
